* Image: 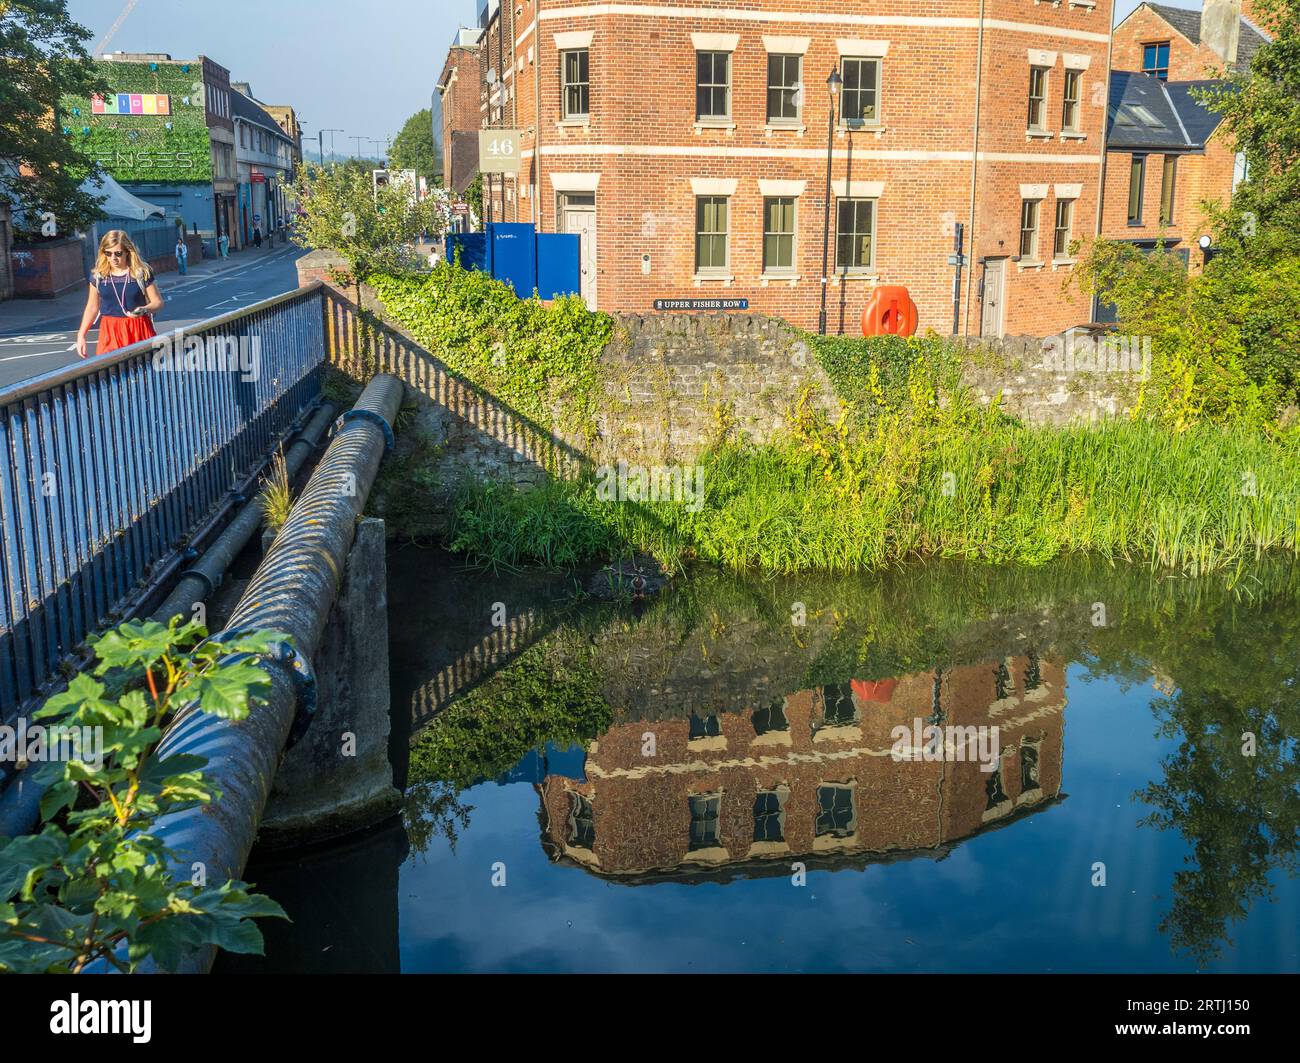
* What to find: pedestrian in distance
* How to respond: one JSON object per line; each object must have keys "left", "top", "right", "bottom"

{"left": 174, "top": 233, "right": 188, "bottom": 275}
{"left": 75, "top": 230, "right": 164, "bottom": 359}
{"left": 218, "top": 230, "right": 230, "bottom": 258}
{"left": 253, "top": 224, "right": 262, "bottom": 248}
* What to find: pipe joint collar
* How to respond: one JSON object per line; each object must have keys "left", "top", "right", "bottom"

{"left": 205, "top": 628, "right": 317, "bottom": 749}
{"left": 340, "top": 407, "right": 395, "bottom": 452}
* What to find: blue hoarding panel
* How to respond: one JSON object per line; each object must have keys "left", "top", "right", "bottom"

{"left": 445, "top": 232, "right": 488, "bottom": 272}
{"left": 536, "top": 233, "right": 581, "bottom": 300}
{"left": 488, "top": 223, "right": 537, "bottom": 297}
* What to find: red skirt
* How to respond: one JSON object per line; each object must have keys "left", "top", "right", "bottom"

{"left": 97, "top": 314, "right": 156, "bottom": 356}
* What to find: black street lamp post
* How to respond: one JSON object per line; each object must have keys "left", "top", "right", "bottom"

{"left": 819, "top": 67, "right": 842, "bottom": 336}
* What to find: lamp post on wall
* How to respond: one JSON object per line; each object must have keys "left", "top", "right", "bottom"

{"left": 819, "top": 67, "right": 842, "bottom": 337}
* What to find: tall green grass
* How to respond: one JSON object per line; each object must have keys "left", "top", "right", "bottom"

{"left": 448, "top": 416, "right": 1300, "bottom": 576}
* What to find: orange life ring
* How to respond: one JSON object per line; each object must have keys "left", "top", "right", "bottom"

{"left": 861, "top": 286, "right": 919, "bottom": 337}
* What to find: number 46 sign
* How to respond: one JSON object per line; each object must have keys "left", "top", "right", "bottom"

{"left": 479, "top": 129, "right": 523, "bottom": 174}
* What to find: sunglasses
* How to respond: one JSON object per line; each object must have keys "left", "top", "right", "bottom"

{"left": 104, "top": 249, "right": 126, "bottom": 257}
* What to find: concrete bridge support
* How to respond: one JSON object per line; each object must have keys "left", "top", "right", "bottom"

{"left": 260, "top": 516, "right": 400, "bottom": 848}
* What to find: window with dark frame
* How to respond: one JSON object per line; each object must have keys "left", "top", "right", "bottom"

{"left": 815, "top": 785, "right": 856, "bottom": 838}
{"left": 695, "top": 196, "right": 729, "bottom": 272}
{"left": 819, "top": 683, "right": 858, "bottom": 728}
{"left": 753, "top": 790, "right": 786, "bottom": 843}
{"left": 688, "top": 793, "right": 722, "bottom": 850}
{"left": 985, "top": 769, "right": 1009, "bottom": 810}
{"left": 1142, "top": 41, "right": 1170, "bottom": 80}
{"left": 1160, "top": 155, "right": 1177, "bottom": 225}
{"left": 1053, "top": 199, "right": 1074, "bottom": 259}
{"left": 766, "top": 53, "right": 802, "bottom": 123}
{"left": 562, "top": 48, "right": 589, "bottom": 119}
{"left": 1027, "top": 65, "right": 1049, "bottom": 130}
{"left": 696, "top": 50, "right": 731, "bottom": 120}
{"left": 1019, "top": 199, "right": 1041, "bottom": 260}
{"left": 840, "top": 57, "right": 880, "bottom": 125}
{"left": 1128, "top": 154, "right": 1147, "bottom": 224}
{"left": 568, "top": 793, "right": 595, "bottom": 849}
{"left": 1062, "top": 69, "right": 1081, "bottom": 131}
{"left": 688, "top": 711, "right": 722, "bottom": 740}
{"left": 1020, "top": 742, "right": 1041, "bottom": 792}
{"left": 835, "top": 198, "right": 875, "bottom": 271}
{"left": 752, "top": 700, "right": 789, "bottom": 736}
{"left": 763, "top": 196, "right": 796, "bottom": 273}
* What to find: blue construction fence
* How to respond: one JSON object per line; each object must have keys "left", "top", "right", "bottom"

{"left": 445, "top": 223, "right": 580, "bottom": 301}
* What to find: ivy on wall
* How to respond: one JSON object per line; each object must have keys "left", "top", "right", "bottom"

{"left": 370, "top": 263, "right": 615, "bottom": 445}
{"left": 62, "top": 61, "right": 213, "bottom": 183}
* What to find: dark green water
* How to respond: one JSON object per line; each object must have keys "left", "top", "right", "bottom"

{"left": 224, "top": 550, "right": 1300, "bottom": 974}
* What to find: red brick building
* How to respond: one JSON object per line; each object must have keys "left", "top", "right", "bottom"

{"left": 437, "top": 27, "right": 485, "bottom": 194}
{"left": 538, "top": 655, "right": 1067, "bottom": 880}
{"left": 1103, "top": 2, "right": 1270, "bottom": 275}
{"left": 467, "top": 0, "right": 1117, "bottom": 337}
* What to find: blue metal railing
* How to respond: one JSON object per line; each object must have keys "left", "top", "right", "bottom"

{"left": 0, "top": 282, "right": 326, "bottom": 721}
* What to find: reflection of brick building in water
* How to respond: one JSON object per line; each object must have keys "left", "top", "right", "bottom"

{"left": 539, "top": 655, "right": 1066, "bottom": 880}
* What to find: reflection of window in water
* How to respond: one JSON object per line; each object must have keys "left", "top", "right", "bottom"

{"left": 1020, "top": 740, "right": 1040, "bottom": 791}
{"left": 689, "top": 793, "right": 722, "bottom": 850}
{"left": 689, "top": 712, "right": 721, "bottom": 739}
{"left": 994, "top": 660, "right": 1012, "bottom": 700}
{"left": 568, "top": 792, "right": 595, "bottom": 850}
{"left": 753, "top": 790, "right": 786, "bottom": 842}
{"left": 815, "top": 785, "right": 856, "bottom": 838}
{"left": 1023, "top": 650, "right": 1041, "bottom": 692}
{"left": 752, "top": 701, "right": 789, "bottom": 735}
{"left": 985, "top": 769, "right": 1009, "bottom": 810}
{"left": 819, "top": 684, "right": 858, "bottom": 728}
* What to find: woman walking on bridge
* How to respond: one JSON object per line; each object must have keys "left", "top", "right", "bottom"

{"left": 75, "top": 230, "right": 164, "bottom": 358}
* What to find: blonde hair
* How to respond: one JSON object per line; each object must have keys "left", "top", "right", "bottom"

{"left": 93, "top": 230, "right": 148, "bottom": 282}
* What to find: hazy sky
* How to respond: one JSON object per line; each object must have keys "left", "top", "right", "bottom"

{"left": 67, "top": 0, "right": 1201, "bottom": 153}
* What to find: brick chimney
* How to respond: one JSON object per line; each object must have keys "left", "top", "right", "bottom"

{"left": 1202, "top": 0, "right": 1243, "bottom": 65}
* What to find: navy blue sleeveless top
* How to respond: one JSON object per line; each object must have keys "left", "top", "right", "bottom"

{"left": 94, "top": 268, "right": 154, "bottom": 317}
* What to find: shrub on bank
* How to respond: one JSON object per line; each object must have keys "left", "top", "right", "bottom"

{"left": 369, "top": 263, "right": 1299, "bottom": 576}
{"left": 449, "top": 407, "right": 1300, "bottom": 576}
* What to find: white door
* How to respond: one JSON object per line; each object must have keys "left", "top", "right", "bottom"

{"left": 562, "top": 200, "right": 597, "bottom": 310}
{"left": 980, "top": 258, "right": 1006, "bottom": 339}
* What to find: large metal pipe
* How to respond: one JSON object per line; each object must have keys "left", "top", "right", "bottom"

{"left": 150, "top": 401, "right": 337, "bottom": 625}
{"left": 139, "top": 373, "right": 403, "bottom": 973}
{"left": 0, "top": 401, "right": 337, "bottom": 838}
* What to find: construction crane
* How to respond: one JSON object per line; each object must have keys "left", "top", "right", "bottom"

{"left": 93, "top": 0, "right": 142, "bottom": 57}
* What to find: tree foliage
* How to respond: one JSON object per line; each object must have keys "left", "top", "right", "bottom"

{"left": 293, "top": 161, "right": 448, "bottom": 302}
{"left": 0, "top": 618, "right": 289, "bottom": 973}
{"left": 389, "top": 107, "right": 441, "bottom": 184}
{"left": 0, "top": 0, "right": 108, "bottom": 237}
{"left": 1197, "top": 0, "right": 1300, "bottom": 257}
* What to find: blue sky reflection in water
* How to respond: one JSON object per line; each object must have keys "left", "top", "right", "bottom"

{"left": 231, "top": 553, "right": 1300, "bottom": 974}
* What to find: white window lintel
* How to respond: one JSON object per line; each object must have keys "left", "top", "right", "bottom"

{"left": 1062, "top": 52, "right": 1091, "bottom": 70}
{"left": 837, "top": 39, "right": 890, "bottom": 58}
{"left": 1054, "top": 183, "right": 1083, "bottom": 199}
{"left": 763, "top": 36, "right": 810, "bottom": 55}
{"left": 832, "top": 179, "right": 884, "bottom": 199}
{"left": 1020, "top": 183, "right": 1050, "bottom": 200}
{"left": 554, "top": 30, "right": 594, "bottom": 51}
{"left": 691, "top": 177, "right": 738, "bottom": 196}
{"left": 1028, "top": 49, "right": 1058, "bottom": 67}
{"left": 758, "top": 179, "right": 807, "bottom": 197}
{"left": 692, "top": 32, "right": 739, "bottom": 52}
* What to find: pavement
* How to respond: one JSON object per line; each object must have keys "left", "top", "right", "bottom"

{"left": 0, "top": 241, "right": 308, "bottom": 389}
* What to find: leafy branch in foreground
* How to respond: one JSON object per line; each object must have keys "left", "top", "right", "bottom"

{"left": 0, "top": 618, "right": 289, "bottom": 973}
